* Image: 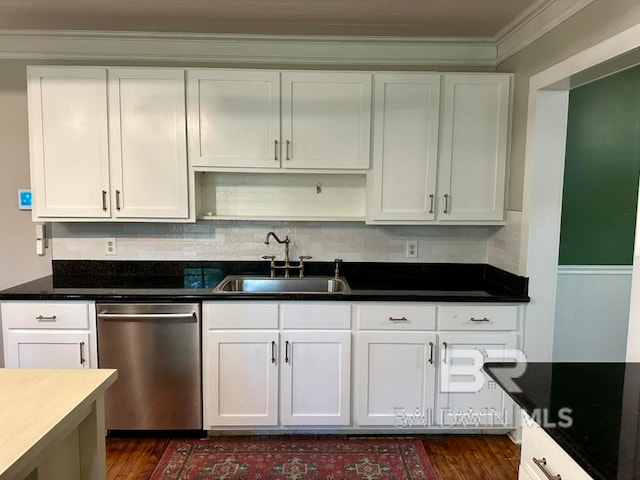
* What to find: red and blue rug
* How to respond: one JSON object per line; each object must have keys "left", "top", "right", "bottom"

{"left": 150, "top": 437, "right": 437, "bottom": 479}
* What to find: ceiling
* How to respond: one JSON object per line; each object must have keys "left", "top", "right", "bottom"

{"left": 0, "top": 0, "right": 540, "bottom": 38}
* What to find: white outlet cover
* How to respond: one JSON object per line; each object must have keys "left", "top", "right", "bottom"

{"left": 405, "top": 240, "right": 418, "bottom": 258}
{"left": 105, "top": 237, "right": 117, "bottom": 256}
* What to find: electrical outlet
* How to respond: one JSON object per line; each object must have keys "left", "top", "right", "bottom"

{"left": 405, "top": 240, "right": 418, "bottom": 258}
{"left": 105, "top": 237, "right": 117, "bottom": 256}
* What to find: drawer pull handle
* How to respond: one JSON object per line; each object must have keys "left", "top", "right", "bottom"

{"left": 36, "top": 315, "right": 57, "bottom": 321}
{"left": 101, "top": 190, "right": 108, "bottom": 211}
{"left": 443, "top": 193, "right": 450, "bottom": 214}
{"left": 388, "top": 316, "right": 408, "bottom": 322}
{"left": 285, "top": 340, "right": 290, "bottom": 363}
{"left": 274, "top": 140, "right": 279, "bottom": 161}
{"left": 470, "top": 317, "right": 490, "bottom": 322}
{"left": 286, "top": 140, "right": 291, "bottom": 160}
{"left": 533, "top": 457, "right": 562, "bottom": 480}
{"left": 442, "top": 342, "right": 448, "bottom": 363}
{"left": 428, "top": 342, "right": 434, "bottom": 365}
{"left": 271, "top": 341, "right": 276, "bottom": 364}
{"left": 115, "top": 190, "right": 121, "bottom": 211}
{"left": 428, "top": 193, "right": 434, "bottom": 214}
{"left": 79, "top": 341, "right": 86, "bottom": 365}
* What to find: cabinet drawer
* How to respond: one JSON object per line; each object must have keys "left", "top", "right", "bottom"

{"left": 439, "top": 305, "right": 517, "bottom": 330}
{"left": 520, "top": 416, "right": 593, "bottom": 480}
{"left": 357, "top": 303, "right": 436, "bottom": 330}
{"left": 204, "top": 302, "right": 279, "bottom": 329}
{"left": 1, "top": 301, "right": 90, "bottom": 329}
{"left": 281, "top": 303, "right": 351, "bottom": 329}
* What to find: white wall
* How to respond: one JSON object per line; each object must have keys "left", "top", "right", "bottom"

{"left": 498, "top": 0, "right": 640, "bottom": 212}
{"left": 0, "top": 60, "right": 51, "bottom": 290}
{"left": 554, "top": 267, "right": 631, "bottom": 361}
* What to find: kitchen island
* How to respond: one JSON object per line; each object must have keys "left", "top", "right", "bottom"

{"left": 485, "top": 362, "right": 640, "bottom": 480}
{"left": 0, "top": 369, "right": 117, "bottom": 480}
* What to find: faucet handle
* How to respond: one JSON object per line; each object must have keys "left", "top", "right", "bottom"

{"left": 262, "top": 255, "right": 276, "bottom": 260}
{"left": 299, "top": 255, "right": 312, "bottom": 262}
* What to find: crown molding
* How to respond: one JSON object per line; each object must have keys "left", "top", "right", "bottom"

{"left": 495, "top": 0, "right": 595, "bottom": 63}
{"left": 0, "top": 30, "right": 497, "bottom": 66}
{"left": 0, "top": 0, "right": 592, "bottom": 66}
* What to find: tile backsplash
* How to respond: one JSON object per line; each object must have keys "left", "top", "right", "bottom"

{"left": 487, "top": 210, "right": 521, "bottom": 275}
{"left": 51, "top": 221, "right": 496, "bottom": 263}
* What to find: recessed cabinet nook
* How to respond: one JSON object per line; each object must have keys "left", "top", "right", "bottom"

{"left": 26, "top": 66, "right": 512, "bottom": 225}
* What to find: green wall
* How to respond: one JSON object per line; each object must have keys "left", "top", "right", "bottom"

{"left": 558, "top": 66, "right": 640, "bottom": 265}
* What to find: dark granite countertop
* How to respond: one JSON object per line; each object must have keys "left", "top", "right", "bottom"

{"left": 485, "top": 362, "right": 640, "bottom": 480}
{"left": 0, "top": 260, "right": 529, "bottom": 302}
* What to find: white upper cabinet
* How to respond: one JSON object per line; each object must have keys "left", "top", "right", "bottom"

{"left": 281, "top": 72, "right": 372, "bottom": 170}
{"left": 188, "top": 70, "right": 372, "bottom": 171}
{"left": 28, "top": 67, "right": 111, "bottom": 219}
{"left": 437, "top": 74, "right": 511, "bottom": 222}
{"left": 368, "top": 72, "right": 511, "bottom": 224}
{"left": 27, "top": 66, "right": 190, "bottom": 221}
{"left": 368, "top": 73, "right": 441, "bottom": 222}
{"left": 108, "top": 68, "right": 189, "bottom": 219}
{"left": 187, "top": 70, "right": 281, "bottom": 169}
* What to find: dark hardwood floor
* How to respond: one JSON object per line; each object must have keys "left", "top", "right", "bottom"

{"left": 106, "top": 434, "right": 520, "bottom": 480}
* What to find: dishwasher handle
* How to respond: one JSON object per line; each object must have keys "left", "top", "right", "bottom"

{"left": 98, "top": 312, "right": 197, "bottom": 321}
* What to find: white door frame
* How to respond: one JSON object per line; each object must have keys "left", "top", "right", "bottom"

{"left": 520, "top": 23, "right": 640, "bottom": 361}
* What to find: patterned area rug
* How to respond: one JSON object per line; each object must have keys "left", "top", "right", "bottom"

{"left": 149, "top": 437, "right": 437, "bottom": 479}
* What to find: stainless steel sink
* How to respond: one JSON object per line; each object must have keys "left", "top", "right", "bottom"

{"left": 212, "top": 275, "right": 351, "bottom": 294}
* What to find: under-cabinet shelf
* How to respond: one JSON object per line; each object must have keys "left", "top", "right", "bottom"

{"left": 195, "top": 171, "right": 366, "bottom": 221}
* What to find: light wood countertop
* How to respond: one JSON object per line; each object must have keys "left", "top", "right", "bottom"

{"left": 0, "top": 369, "right": 117, "bottom": 479}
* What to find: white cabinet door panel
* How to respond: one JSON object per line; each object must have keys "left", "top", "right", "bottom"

{"left": 437, "top": 332, "right": 516, "bottom": 427}
{"left": 438, "top": 74, "right": 510, "bottom": 221}
{"left": 356, "top": 331, "right": 436, "bottom": 426}
{"left": 108, "top": 68, "right": 189, "bottom": 218}
{"left": 280, "top": 331, "right": 351, "bottom": 425}
{"left": 188, "top": 70, "right": 281, "bottom": 168}
{"left": 6, "top": 331, "right": 91, "bottom": 369}
{"left": 282, "top": 72, "right": 371, "bottom": 170}
{"left": 28, "top": 67, "right": 110, "bottom": 218}
{"left": 204, "top": 331, "right": 279, "bottom": 427}
{"left": 369, "top": 73, "right": 440, "bottom": 221}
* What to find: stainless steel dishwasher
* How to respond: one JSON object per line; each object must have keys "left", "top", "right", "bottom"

{"left": 96, "top": 303, "right": 201, "bottom": 430}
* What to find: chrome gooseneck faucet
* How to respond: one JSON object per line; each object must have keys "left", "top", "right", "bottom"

{"left": 263, "top": 232, "right": 311, "bottom": 278}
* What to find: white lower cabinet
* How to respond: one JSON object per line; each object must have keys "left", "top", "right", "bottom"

{"left": 202, "top": 300, "right": 520, "bottom": 431}
{"left": 203, "top": 301, "right": 351, "bottom": 429}
{"left": 355, "top": 303, "right": 437, "bottom": 427}
{"left": 206, "top": 330, "right": 279, "bottom": 426}
{"left": 520, "top": 413, "right": 594, "bottom": 480}
{"left": 437, "top": 331, "right": 517, "bottom": 428}
{"left": 1, "top": 301, "right": 97, "bottom": 368}
{"left": 356, "top": 331, "right": 437, "bottom": 426}
{"left": 280, "top": 331, "right": 351, "bottom": 426}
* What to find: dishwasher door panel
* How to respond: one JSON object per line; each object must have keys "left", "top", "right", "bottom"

{"left": 97, "top": 303, "right": 202, "bottom": 430}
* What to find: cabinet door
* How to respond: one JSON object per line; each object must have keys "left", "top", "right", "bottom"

{"left": 368, "top": 73, "right": 440, "bottom": 222}
{"left": 204, "top": 331, "right": 279, "bottom": 427}
{"left": 356, "top": 331, "right": 437, "bottom": 426}
{"left": 27, "top": 67, "right": 111, "bottom": 219}
{"left": 282, "top": 72, "right": 372, "bottom": 170}
{"left": 280, "top": 331, "right": 351, "bottom": 425}
{"left": 5, "top": 331, "right": 91, "bottom": 368}
{"left": 437, "top": 74, "right": 511, "bottom": 221}
{"left": 187, "top": 70, "right": 281, "bottom": 168}
{"left": 108, "top": 68, "right": 189, "bottom": 219}
{"left": 437, "top": 332, "right": 516, "bottom": 427}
